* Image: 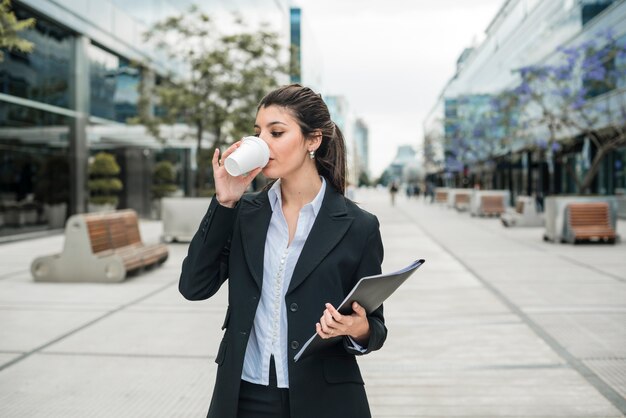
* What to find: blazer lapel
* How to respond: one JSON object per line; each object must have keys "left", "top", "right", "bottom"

{"left": 239, "top": 192, "right": 272, "bottom": 290}
{"left": 287, "top": 185, "right": 354, "bottom": 295}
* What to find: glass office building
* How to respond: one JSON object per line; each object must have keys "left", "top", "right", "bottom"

{"left": 0, "top": 0, "right": 289, "bottom": 238}
{"left": 354, "top": 118, "right": 370, "bottom": 182}
{"left": 423, "top": 0, "right": 626, "bottom": 198}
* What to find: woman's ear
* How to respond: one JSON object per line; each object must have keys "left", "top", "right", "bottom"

{"left": 308, "top": 130, "right": 323, "bottom": 152}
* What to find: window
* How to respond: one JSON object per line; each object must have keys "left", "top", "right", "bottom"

{"left": 88, "top": 43, "right": 140, "bottom": 122}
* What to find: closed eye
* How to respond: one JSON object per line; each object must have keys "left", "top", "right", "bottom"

{"left": 271, "top": 131, "right": 284, "bottom": 138}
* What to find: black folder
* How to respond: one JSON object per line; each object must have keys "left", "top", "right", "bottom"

{"left": 293, "top": 258, "right": 425, "bottom": 362}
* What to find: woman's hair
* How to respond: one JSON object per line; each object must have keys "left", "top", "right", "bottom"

{"left": 258, "top": 84, "right": 347, "bottom": 195}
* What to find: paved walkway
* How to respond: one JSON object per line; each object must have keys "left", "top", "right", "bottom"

{"left": 0, "top": 189, "right": 624, "bottom": 417}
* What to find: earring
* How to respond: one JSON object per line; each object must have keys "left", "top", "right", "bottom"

{"left": 309, "top": 150, "right": 315, "bottom": 160}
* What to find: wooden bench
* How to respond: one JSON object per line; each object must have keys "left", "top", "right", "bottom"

{"left": 435, "top": 191, "right": 448, "bottom": 204}
{"left": 564, "top": 202, "right": 616, "bottom": 244}
{"left": 31, "top": 209, "right": 168, "bottom": 282}
{"left": 454, "top": 192, "right": 471, "bottom": 211}
{"left": 480, "top": 195, "right": 505, "bottom": 216}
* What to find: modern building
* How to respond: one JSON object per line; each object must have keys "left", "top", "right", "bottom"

{"left": 326, "top": 94, "right": 364, "bottom": 186}
{"left": 353, "top": 118, "right": 370, "bottom": 184}
{"left": 423, "top": 0, "right": 626, "bottom": 199}
{"left": 289, "top": 7, "right": 324, "bottom": 92}
{"left": 380, "top": 145, "right": 422, "bottom": 186}
{"left": 0, "top": 0, "right": 290, "bottom": 238}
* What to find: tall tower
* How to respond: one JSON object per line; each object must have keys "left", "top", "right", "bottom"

{"left": 290, "top": 8, "right": 302, "bottom": 84}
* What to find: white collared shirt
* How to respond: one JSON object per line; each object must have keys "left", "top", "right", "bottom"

{"left": 241, "top": 177, "right": 326, "bottom": 388}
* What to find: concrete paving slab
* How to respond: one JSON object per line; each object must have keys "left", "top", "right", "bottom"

{"left": 0, "top": 235, "right": 64, "bottom": 273}
{"left": 0, "top": 354, "right": 213, "bottom": 418}
{"left": 362, "top": 366, "right": 623, "bottom": 417}
{"left": 530, "top": 312, "right": 626, "bottom": 358}
{"left": 0, "top": 308, "right": 108, "bottom": 352}
{"left": 0, "top": 275, "right": 171, "bottom": 309}
{"left": 0, "top": 353, "right": 22, "bottom": 369}
{"left": 493, "top": 282, "right": 626, "bottom": 308}
{"left": 389, "top": 194, "right": 626, "bottom": 416}
{"left": 44, "top": 303, "right": 225, "bottom": 358}
{"left": 585, "top": 359, "right": 626, "bottom": 399}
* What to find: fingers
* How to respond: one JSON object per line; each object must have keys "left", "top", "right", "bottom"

{"left": 316, "top": 302, "right": 367, "bottom": 340}
{"left": 352, "top": 301, "right": 366, "bottom": 317}
{"left": 212, "top": 148, "right": 220, "bottom": 171}
{"left": 325, "top": 303, "right": 344, "bottom": 322}
{"left": 316, "top": 303, "right": 352, "bottom": 339}
{"left": 220, "top": 140, "right": 242, "bottom": 161}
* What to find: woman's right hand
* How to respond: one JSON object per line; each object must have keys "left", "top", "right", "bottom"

{"left": 212, "top": 141, "right": 263, "bottom": 208}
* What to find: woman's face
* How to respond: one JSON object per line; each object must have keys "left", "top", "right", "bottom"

{"left": 254, "top": 105, "right": 313, "bottom": 179}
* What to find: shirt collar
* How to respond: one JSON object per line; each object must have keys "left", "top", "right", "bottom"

{"left": 268, "top": 177, "right": 326, "bottom": 217}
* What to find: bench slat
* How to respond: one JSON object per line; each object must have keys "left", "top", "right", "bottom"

{"left": 567, "top": 202, "right": 616, "bottom": 242}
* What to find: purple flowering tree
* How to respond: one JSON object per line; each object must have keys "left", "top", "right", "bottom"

{"left": 514, "top": 30, "right": 626, "bottom": 193}
{"left": 441, "top": 91, "right": 520, "bottom": 187}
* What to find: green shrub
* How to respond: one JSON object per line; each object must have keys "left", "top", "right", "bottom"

{"left": 88, "top": 152, "right": 123, "bottom": 206}
{"left": 151, "top": 161, "right": 178, "bottom": 199}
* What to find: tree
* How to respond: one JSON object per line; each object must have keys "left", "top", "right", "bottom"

{"left": 514, "top": 30, "right": 626, "bottom": 193}
{"left": 0, "top": 0, "right": 35, "bottom": 62}
{"left": 442, "top": 93, "right": 516, "bottom": 186}
{"left": 135, "top": 6, "right": 287, "bottom": 194}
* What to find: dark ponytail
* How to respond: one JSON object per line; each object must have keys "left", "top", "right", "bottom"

{"left": 258, "top": 84, "right": 347, "bottom": 195}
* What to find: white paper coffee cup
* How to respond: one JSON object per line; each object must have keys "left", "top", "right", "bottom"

{"left": 224, "top": 136, "right": 270, "bottom": 177}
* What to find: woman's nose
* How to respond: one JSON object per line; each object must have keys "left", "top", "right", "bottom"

{"left": 257, "top": 135, "right": 271, "bottom": 147}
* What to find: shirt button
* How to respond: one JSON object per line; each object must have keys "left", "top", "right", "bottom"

{"left": 290, "top": 340, "right": 300, "bottom": 350}
{"left": 290, "top": 303, "right": 298, "bottom": 312}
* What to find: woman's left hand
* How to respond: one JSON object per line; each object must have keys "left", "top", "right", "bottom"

{"left": 316, "top": 302, "right": 370, "bottom": 345}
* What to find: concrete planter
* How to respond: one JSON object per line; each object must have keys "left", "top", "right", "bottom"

{"left": 501, "top": 196, "right": 544, "bottom": 227}
{"left": 618, "top": 195, "right": 626, "bottom": 220}
{"left": 88, "top": 203, "right": 116, "bottom": 213}
{"left": 44, "top": 203, "right": 68, "bottom": 229}
{"left": 446, "top": 188, "right": 473, "bottom": 211}
{"left": 470, "top": 190, "right": 511, "bottom": 216}
{"left": 543, "top": 195, "right": 618, "bottom": 242}
{"left": 161, "top": 197, "right": 212, "bottom": 242}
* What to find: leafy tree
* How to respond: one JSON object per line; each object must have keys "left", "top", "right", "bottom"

{"left": 357, "top": 170, "right": 370, "bottom": 187}
{"left": 442, "top": 92, "right": 520, "bottom": 185}
{"left": 135, "top": 6, "right": 287, "bottom": 194}
{"left": 0, "top": 0, "right": 35, "bottom": 62}
{"left": 514, "top": 30, "right": 626, "bottom": 193}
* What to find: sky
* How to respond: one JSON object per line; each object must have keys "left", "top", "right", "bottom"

{"left": 296, "top": 0, "right": 506, "bottom": 178}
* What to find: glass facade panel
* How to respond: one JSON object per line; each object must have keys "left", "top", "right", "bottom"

{"left": 0, "top": 103, "right": 71, "bottom": 236}
{"left": 88, "top": 43, "right": 140, "bottom": 122}
{"left": 290, "top": 8, "right": 302, "bottom": 83}
{"left": 0, "top": 6, "right": 72, "bottom": 109}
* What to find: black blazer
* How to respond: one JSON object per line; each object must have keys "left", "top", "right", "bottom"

{"left": 179, "top": 182, "right": 386, "bottom": 418}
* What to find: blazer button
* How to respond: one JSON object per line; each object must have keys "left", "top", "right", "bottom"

{"left": 290, "top": 340, "right": 299, "bottom": 350}
{"left": 289, "top": 303, "right": 298, "bottom": 312}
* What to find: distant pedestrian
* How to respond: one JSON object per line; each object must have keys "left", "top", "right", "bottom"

{"left": 405, "top": 184, "right": 413, "bottom": 199}
{"left": 390, "top": 181, "right": 399, "bottom": 206}
{"left": 425, "top": 181, "right": 434, "bottom": 203}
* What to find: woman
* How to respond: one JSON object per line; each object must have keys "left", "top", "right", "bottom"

{"left": 179, "top": 84, "right": 386, "bottom": 418}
